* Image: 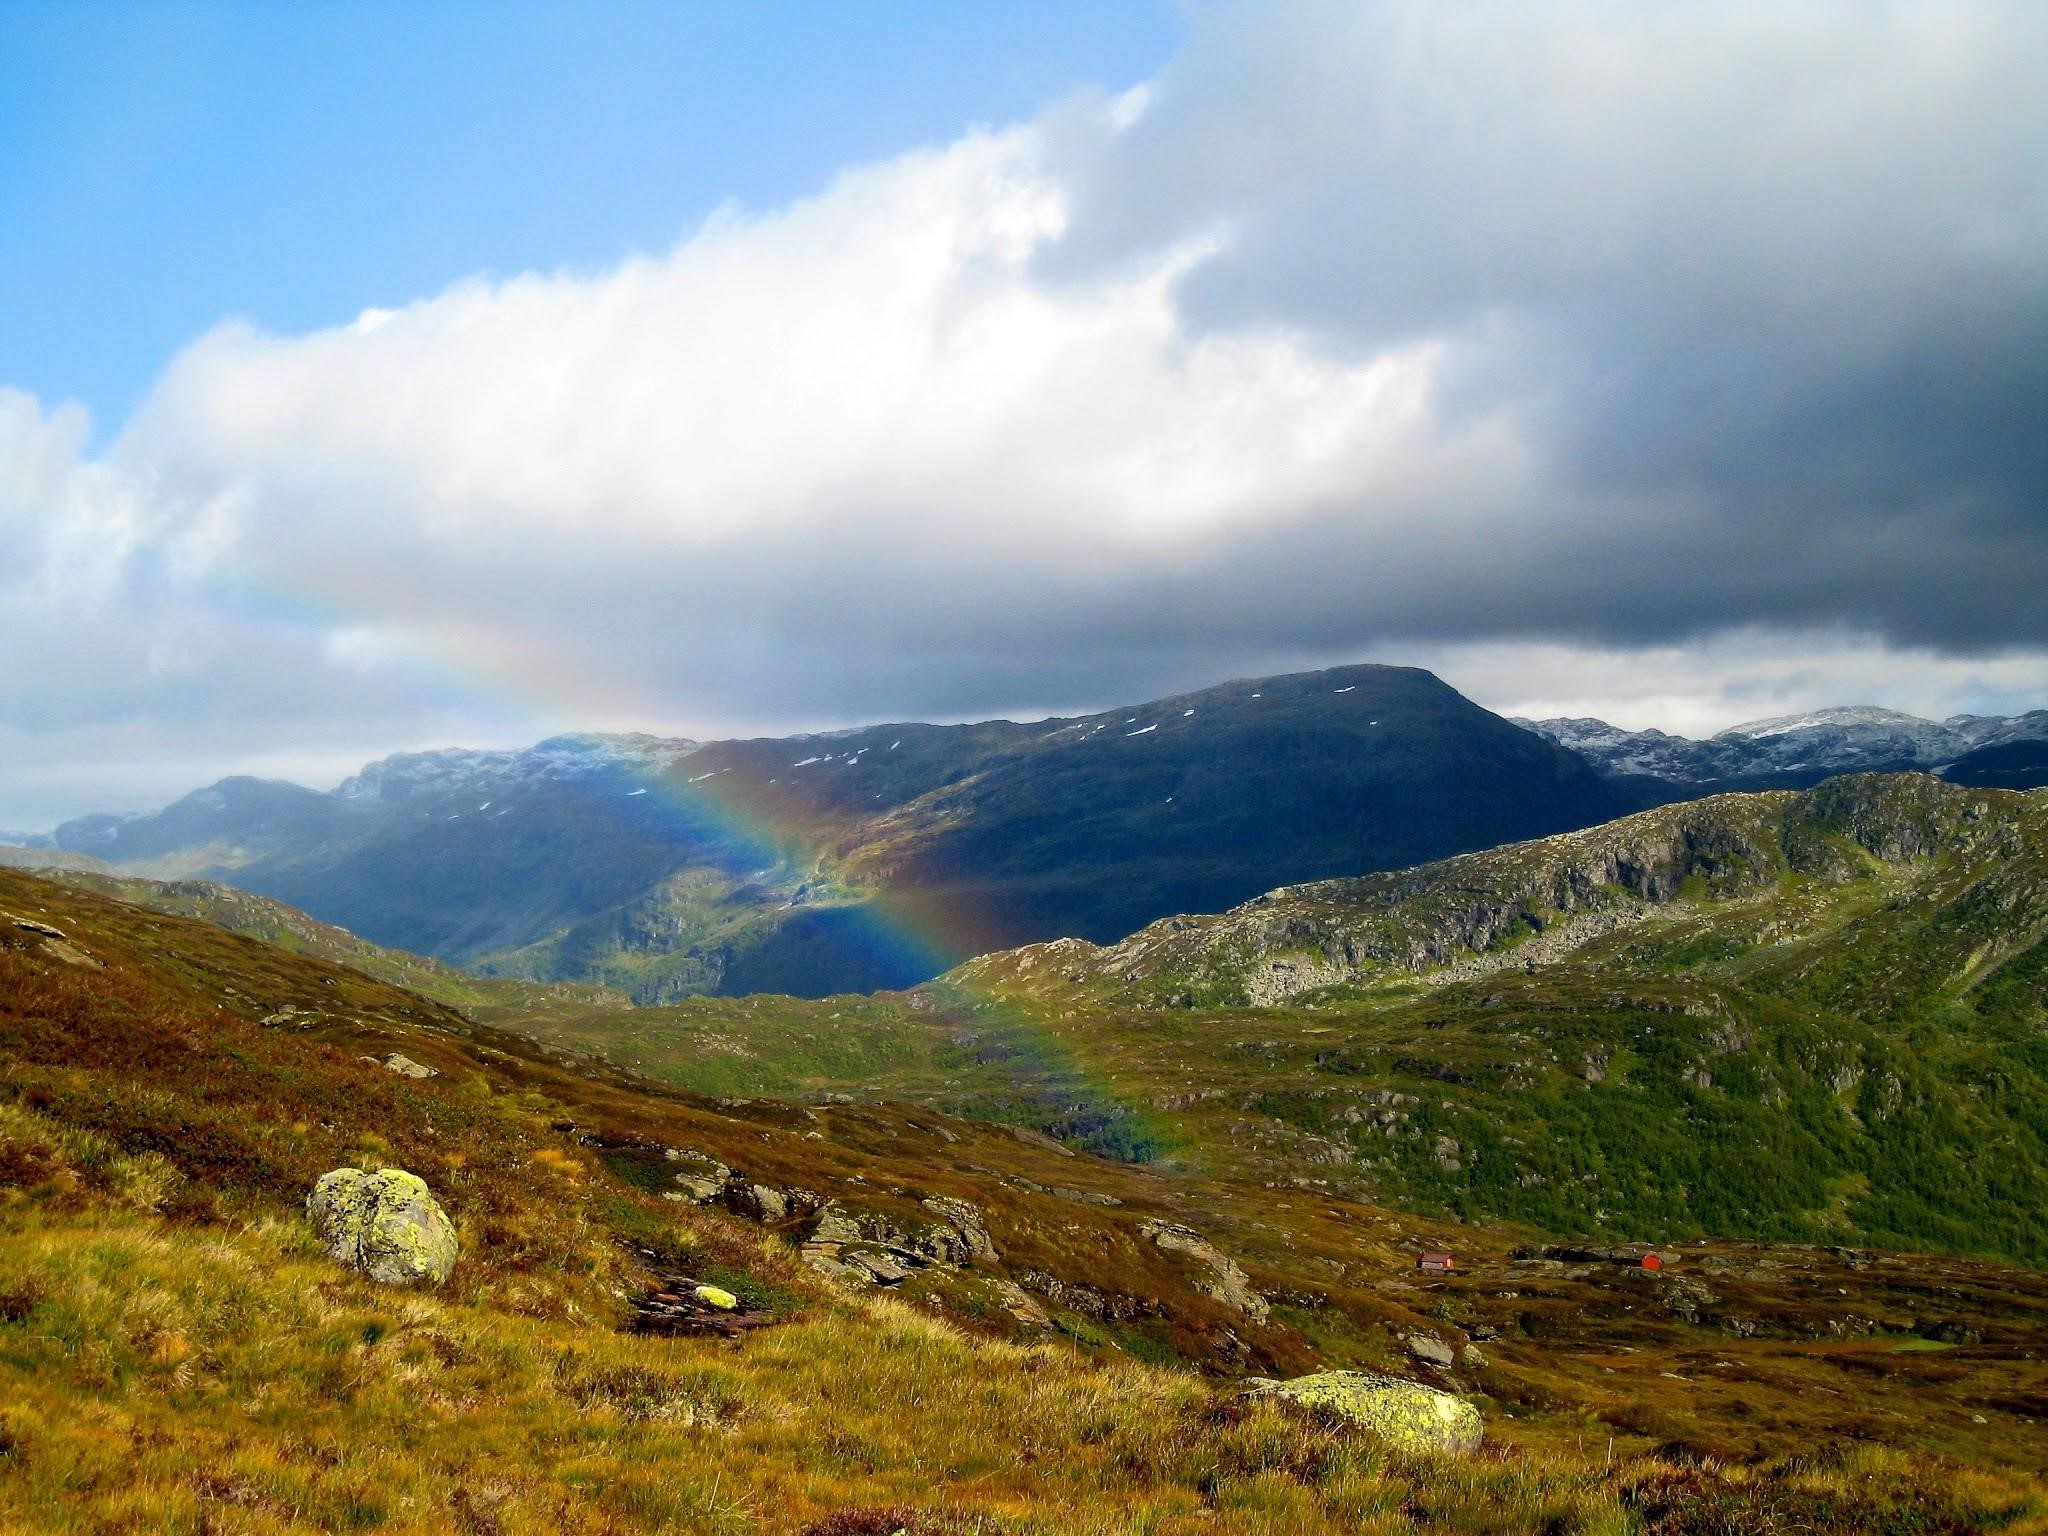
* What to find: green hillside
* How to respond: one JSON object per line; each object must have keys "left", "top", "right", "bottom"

{"left": 486, "top": 776, "right": 2048, "bottom": 1267}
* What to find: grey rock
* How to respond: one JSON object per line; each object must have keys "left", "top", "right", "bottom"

{"left": 1141, "top": 1218, "right": 1269, "bottom": 1322}
{"left": 920, "top": 1195, "right": 997, "bottom": 1263}
{"left": 723, "top": 1181, "right": 790, "bottom": 1222}
{"left": 845, "top": 1250, "right": 914, "bottom": 1285}
{"left": 1407, "top": 1333, "right": 1456, "bottom": 1369}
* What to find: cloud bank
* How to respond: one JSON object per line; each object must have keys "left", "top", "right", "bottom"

{"left": 6, "top": 0, "right": 2047, "bottom": 823}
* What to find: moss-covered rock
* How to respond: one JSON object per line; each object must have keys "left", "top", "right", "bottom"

{"left": 1241, "top": 1371, "right": 1481, "bottom": 1453}
{"left": 307, "top": 1167, "right": 458, "bottom": 1287}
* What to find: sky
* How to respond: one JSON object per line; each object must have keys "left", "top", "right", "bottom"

{"left": 4, "top": 0, "right": 2047, "bottom": 828}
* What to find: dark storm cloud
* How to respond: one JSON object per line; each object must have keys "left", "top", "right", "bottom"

{"left": 1044, "top": 0, "right": 2048, "bottom": 651}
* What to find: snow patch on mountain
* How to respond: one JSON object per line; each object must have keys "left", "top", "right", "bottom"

{"left": 1519, "top": 706, "right": 2048, "bottom": 787}
{"left": 336, "top": 734, "right": 700, "bottom": 804}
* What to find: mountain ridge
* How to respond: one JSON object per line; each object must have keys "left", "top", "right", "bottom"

{"left": 1517, "top": 703, "right": 2048, "bottom": 800}
{"left": 42, "top": 663, "right": 1626, "bottom": 1000}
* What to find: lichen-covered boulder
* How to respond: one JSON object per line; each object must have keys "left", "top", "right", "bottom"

{"left": 1240, "top": 1371, "right": 1481, "bottom": 1454}
{"left": 307, "top": 1167, "right": 458, "bottom": 1287}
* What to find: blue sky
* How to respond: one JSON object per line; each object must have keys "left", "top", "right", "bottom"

{"left": 1, "top": 0, "right": 1184, "bottom": 436}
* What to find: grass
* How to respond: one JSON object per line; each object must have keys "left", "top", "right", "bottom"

{"left": 7, "top": 857, "right": 2048, "bottom": 1531}
{"left": 7, "top": 1210, "right": 2045, "bottom": 1535}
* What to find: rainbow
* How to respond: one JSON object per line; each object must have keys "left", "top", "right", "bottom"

{"left": 598, "top": 723, "right": 1178, "bottom": 1159}
{"left": 199, "top": 568, "right": 1175, "bottom": 1158}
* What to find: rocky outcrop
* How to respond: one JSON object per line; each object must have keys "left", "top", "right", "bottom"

{"left": 660, "top": 1148, "right": 731, "bottom": 1203}
{"left": 799, "top": 1196, "right": 999, "bottom": 1283}
{"left": 365, "top": 1052, "right": 436, "bottom": 1079}
{"left": 722, "top": 1180, "right": 806, "bottom": 1223}
{"left": 1016, "top": 1270, "right": 1159, "bottom": 1323}
{"left": 307, "top": 1167, "right": 458, "bottom": 1286}
{"left": 1240, "top": 1371, "right": 1481, "bottom": 1453}
{"left": 1141, "top": 1219, "right": 1268, "bottom": 1322}
{"left": 1, "top": 912, "right": 102, "bottom": 969}
{"left": 919, "top": 1196, "right": 997, "bottom": 1263}
{"left": 1079, "top": 776, "right": 2033, "bottom": 1007}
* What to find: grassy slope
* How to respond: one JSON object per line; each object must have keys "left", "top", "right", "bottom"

{"left": 7, "top": 872, "right": 2048, "bottom": 1532}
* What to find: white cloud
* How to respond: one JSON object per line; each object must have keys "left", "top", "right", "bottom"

{"left": 1406, "top": 631, "right": 2048, "bottom": 739}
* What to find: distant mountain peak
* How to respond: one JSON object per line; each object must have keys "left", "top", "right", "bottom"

{"left": 1519, "top": 703, "right": 2048, "bottom": 801}
{"left": 1714, "top": 705, "right": 1939, "bottom": 741}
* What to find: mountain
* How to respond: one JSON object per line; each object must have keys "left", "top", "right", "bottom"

{"left": 1942, "top": 736, "right": 2048, "bottom": 791}
{"left": 53, "top": 774, "right": 350, "bottom": 875}
{"left": 428, "top": 770, "right": 2048, "bottom": 1271}
{"left": 1519, "top": 704, "right": 2048, "bottom": 805}
{"left": 52, "top": 664, "right": 1625, "bottom": 1000}
{"left": 6, "top": 862, "right": 2048, "bottom": 1518}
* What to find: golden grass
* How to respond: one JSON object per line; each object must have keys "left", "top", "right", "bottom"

{"left": 5, "top": 1205, "right": 2047, "bottom": 1535}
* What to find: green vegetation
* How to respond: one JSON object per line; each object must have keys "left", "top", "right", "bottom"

{"left": 484, "top": 777, "right": 2048, "bottom": 1268}
{"left": 4, "top": 869, "right": 2048, "bottom": 1532}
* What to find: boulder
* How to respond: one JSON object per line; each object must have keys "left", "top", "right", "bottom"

{"left": 1241, "top": 1371, "right": 1482, "bottom": 1454}
{"left": 692, "top": 1283, "right": 739, "bottom": 1311}
{"left": 845, "top": 1250, "right": 914, "bottom": 1285}
{"left": 722, "top": 1181, "right": 789, "bottom": 1222}
{"left": 809, "top": 1202, "right": 865, "bottom": 1246}
{"left": 1407, "top": 1333, "right": 1456, "bottom": 1369}
{"left": 1141, "top": 1219, "right": 1269, "bottom": 1322}
{"left": 659, "top": 1149, "right": 732, "bottom": 1204}
{"left": 307, "top": 1167, "right": 458, "bottom": 1287}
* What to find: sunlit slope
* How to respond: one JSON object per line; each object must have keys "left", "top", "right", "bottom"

{"left": 7, "top": 866, "right": 2048, "bottom": 1530}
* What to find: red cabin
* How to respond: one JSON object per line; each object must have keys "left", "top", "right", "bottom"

{"left": 1417, "top": 1252, "right": 1455, "bottom": 1272}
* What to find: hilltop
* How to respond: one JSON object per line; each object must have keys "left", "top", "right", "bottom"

{"left": 42, "top": 664, "right": 1623, "bottom": 1001}
{"left": 481, "top": 775, "right": 2048, "bottom": 1271}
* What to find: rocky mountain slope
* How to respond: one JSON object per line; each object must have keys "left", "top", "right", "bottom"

{"left": 1943, "top": 737, "right": 2048, "bottom": 792}
{"left": 1520, "top": 704, "right": 2048, "bottom": 804}
{"left": 43, "top": 664, "right": 1624, "bottom": 1000}
{"left": 5, "top": 864, "right": 2048, "bottom": 1526}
